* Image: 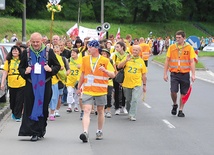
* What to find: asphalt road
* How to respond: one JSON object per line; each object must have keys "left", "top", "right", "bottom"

{"left": 0, "top": 59, "right": 214, "bottom": 155}
{"left": 199, "top": 57, "right": 214, "bottom": 72}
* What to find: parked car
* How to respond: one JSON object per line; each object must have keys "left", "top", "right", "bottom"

{"left": 0, "top": 43, "right": 15, "bottom": 53}
{"left": 202, "top": 43, "right": 214, "bottom": 52}
{"left": 0, "top": 45, "right": 9, "bottom": 102}
{"left": 0, "top": 45, "right": 9, "bottom": 68}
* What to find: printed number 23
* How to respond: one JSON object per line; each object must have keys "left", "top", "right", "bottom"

{"left": 128, "top": 67, "right": 137, "bottom": 74}
{"left": 71, "top": 70, "right": 79, "bottom": 75}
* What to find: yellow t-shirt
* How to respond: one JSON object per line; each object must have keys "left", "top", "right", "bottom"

{"left": 3, "top": 59, "right": 25, "bottom": 88}
{"left": 110, "top": 46, "right": 116, "bottom": 54}
{"left": 66, "top": 57, "right": 82, "bottom": 87}
{"left": 112, "top": 52, "right": 129, "bottom": 67}
{"left": 122, "top": 57, "right": 147, "bottom": 88}
{"left": 77, "top": 47, "right": 89, "bottom": 64}
{"left": 51, "top": 54, "right": 65, "bottom": 85}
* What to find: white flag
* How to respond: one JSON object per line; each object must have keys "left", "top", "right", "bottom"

{"left": 66, "top": 23, "right": 79, "bottom": 38}
{"left": 116, "top": 27, "right": 120, "bottom": 39}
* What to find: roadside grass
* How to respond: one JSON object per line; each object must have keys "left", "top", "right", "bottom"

{"left": 0, "top": 17, "right": 213, "bottom": 41}
{"left": 0, "top": 102, "right": 7, "bottom": 110}
{"left": 152, "top": 53, "right": 205, "bottom": 69}
{"left": 198, "top": 51, "right": 214, "bottom": 57}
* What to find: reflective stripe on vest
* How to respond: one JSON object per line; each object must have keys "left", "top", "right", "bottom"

{"left": 82, "top": 56, "right": 110, "bottom": 93}
{"left": 84, "top": 83, "right": 108, "bottom": 88}
{"left": 84, "top": 75, "right": 109, "bottom": 81}
{"left": 168, "top": 44, "right": 192, "bottom": 73}
{"left": 84, "top": 74, "right": 108, "bottom": 88}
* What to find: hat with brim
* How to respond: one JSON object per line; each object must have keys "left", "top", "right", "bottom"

{"left": 101, "top": 48, "right": 110, "bottom": 56}
{"left": 106, "top": 40, "right": 112, "bottom": 45}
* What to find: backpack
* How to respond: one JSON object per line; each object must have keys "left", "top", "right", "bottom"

{"left": 55, "top": 55, "right": 67, "bottom": 84}
{"left": 27, "top": 47, "right": 49, "bottom": 66}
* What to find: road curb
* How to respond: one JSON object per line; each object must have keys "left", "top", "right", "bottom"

{"left": 0, "top": 103, "right": 10, "bottom": 122}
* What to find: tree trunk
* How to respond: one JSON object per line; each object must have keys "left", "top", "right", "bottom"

{"left": 132, "top": 7, "right": 138, "bottom": 23}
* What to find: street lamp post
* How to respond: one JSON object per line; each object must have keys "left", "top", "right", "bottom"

{"left": 101, "top": 0, "right": 104, "bottom": 25}
{"left": 22, "top": 0, "right": 26, "bottom": 42}
{"left": 77, "top": 0, "right": 81, "bottom": 25}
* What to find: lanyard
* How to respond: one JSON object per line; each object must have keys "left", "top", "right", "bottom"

{"left": 132, "top": 56, "right": 139, "bottom": 63}
{"left": 12, "top": 57, "right": 19, "bottom": 69}
{"left": 116, "top": 52, "right": 127, "bottom": 61}
{"left": 176, "top": 42, "right": 186, "bottom": 66}
{"left": 70, "top": 58, "right": 77, "bottom": 65}
{"left": 90, "top": 55, "right": 100, "bottom": 73}
{"left": 34, "top": 51, "right": 41, "bottom": 62}
{"left": 176, "top": 42, "right": 186, "bottom": 58}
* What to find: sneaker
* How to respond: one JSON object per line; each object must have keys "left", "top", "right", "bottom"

{"left": 121, "top": 107, "right": 128, "bottom": 114}
{"left": 49, "top": 115, "right": 55, "bottom": 121}
{"left": 91, "top": 110, "right": 95, "bottom": 114}
{"left": 96, "top": 131, "right": 103, "bottom": 140}
{"left": 15, "top": 118, "right": 21, "bottom": 122}
{"left": 171, "top": 104, "right": 178, "bottom": 115}
{"left": 105, "top": 112, "right": 112, "bottom": 118}
{"left": 11, "top": 114, "right": 16, "bottom": 120}
{"left": 79, "top": 132, "right": 88, "bottom": 143}
{"left": 74, "top": 107, "right": 79, "bottom": 112}
{"left": 115, "top": 108, "right": 120, "bottom": 115}
{"left": 63, "top": 102, "right": 68, "bottom": 106}
{"left": 54, "top": 110, "right": 60, "bottom": 117}
{"left": 80, "top": 110, "right": 84, "bottom": 120}
{"left": 129, "top": 116, "right": 137, "bottom": 121}
{"left": 66, "top": 108, "right": 72, "bottom": 113}
{"left": 177, "top": 110, "right": 185, "bottom": 117}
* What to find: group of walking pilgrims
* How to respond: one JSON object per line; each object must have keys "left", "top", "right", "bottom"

{"left": 0, "top": 30, "right": 195, "bottom": 142}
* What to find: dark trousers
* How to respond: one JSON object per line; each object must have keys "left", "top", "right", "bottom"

{"left": 113, "top": 79, "right": 125, "bottom": 109}
{"left": 105, "top": 86, "right": 113, "bottom": 109}
{"left": 9, "top": 87, "right": 25, "bottom": 119}
{"left": 62, "top": 86, "right": 67, "bottom": 103}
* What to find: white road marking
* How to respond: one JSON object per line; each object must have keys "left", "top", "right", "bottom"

{"left": 143, "top": 102, "right": 151, "bottom": 108}
{"left": 162, "top": 119, "right": 176, "bottom": 128}
{"left": 196, "top": 76, "right": 214, "bottom": 84}
{"left": 207, "top": 70, "right": 214, "bottom": 77}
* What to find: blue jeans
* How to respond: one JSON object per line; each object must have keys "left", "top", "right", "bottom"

{"left": 49, "top": 83, "right": 59, "bottom": 110}
{"left": 61, "top": 86, "right": 67, "bottom": 103}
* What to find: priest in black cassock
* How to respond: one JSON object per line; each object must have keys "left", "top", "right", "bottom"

{"left": 18, "top": 32, "right": 60, "bottom": 141}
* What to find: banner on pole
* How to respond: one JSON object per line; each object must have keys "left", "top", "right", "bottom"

{"left": 78, "top": 26, "right": 98, "bottom": 41}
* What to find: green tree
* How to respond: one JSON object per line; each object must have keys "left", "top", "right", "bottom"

{"left": 123, "top": 0, "right": 182, "bottom": 22}
{"left": 181, "top": 0, "right": 214, "bottom": 22}
{"left": 0, "top": 0, "right": 23, "bottom": 16}
{"left": 0, "top": 0, "right": 213, "bottom": 23}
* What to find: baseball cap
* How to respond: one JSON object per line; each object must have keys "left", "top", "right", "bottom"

{"left": 88, "top": 40, "right": 100, "bottom": 48}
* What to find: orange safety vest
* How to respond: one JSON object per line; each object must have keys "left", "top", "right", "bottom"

{"left": 169, "top": 43, "right": 192, "bottom": 73}
{"left": 140, "top": 43, "right": 150, "bottom": 60}
{"left": 82, "top": 55, "right": 109, "bottom": 94}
